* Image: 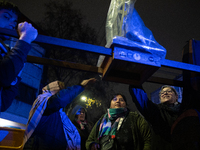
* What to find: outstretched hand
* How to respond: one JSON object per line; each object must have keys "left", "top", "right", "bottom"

{"left": 80, "top": 78, "right": 97, "bottom": 87}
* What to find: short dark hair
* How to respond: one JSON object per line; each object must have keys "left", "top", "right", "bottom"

{"left": 0, "top": 0, "right": 20, "bottom": 15}
{"left": 159, "top": 85, "right": 178, "bottom": 97}
{"left": 109, "top": 93, "right": 127, "bottom": 107}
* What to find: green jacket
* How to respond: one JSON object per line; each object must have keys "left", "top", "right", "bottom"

{"left": 86, "top": 111, "right": 151, "bottom": 150}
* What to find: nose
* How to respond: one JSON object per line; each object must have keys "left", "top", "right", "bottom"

{"left": 8, "top": 21, "right": 17, "bottom": 29}
{"left": 163, "top": 91, "right": 167, "bottom": 94}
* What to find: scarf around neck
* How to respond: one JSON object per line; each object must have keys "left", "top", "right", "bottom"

{"left": 76, "top": 119, "right": 87, "bottom": 130}
{"left": 23, "top": 92, "right": 81, "bottom": 150}
{"left": 98, "top": 107, "right": 128, "bottom": 139}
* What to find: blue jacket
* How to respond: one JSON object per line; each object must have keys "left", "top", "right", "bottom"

{"left": 0, "top": 40, "right": 31, "bottom": 112}
{"left": 24, "top": 85, "right": 84, "bottom": 150}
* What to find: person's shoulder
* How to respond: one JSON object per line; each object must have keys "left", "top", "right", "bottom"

{"left": 129, "top": 111, "right": 148, "bottom": 120}
{"left": 129, "top": 111, "right": 139, "bottom": 114}
{"left": 95, "top": 114, "right": 106, "bottom": 125}
{"left": 128, "top": 111, "right": 142, "bottom": 118}
{"left": 97, "top": 114, "right": 106, "bottom": 122}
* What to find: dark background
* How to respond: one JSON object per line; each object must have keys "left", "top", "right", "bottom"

{"left": 7, "top": 0, "right": 200, "bottom": 110}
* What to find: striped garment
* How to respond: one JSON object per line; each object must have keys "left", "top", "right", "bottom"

{"left": 23, "top": 92, "right": 81, "bottom": 150}
{"left": 98, "top": 108, "right": 128, "bottom": 139}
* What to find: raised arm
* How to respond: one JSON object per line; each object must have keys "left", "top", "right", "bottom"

{"left": 44, "top": 78, "right": 96, "bottom": 114}
{"left": 0, "top": 22, "right": 38, "bottom": 86}
{"left": 129, "top": 85, "right": 164, "bottom": 126}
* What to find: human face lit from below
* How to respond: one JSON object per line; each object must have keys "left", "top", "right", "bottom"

{"left": 110, "top": 95, "right": 126, "bottom": 108}
{"left": 160, "top": 87, "right": 178, "bottom": 104}
{"left": 77, "top": 108, "right": 86, "bottom": 121}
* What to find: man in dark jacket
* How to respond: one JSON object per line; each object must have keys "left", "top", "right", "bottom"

{"left": 129, "top": 85, "right": 180, "bottom": 150}
{"left": 0, "top": 0, "right": 38, "bottom": 112}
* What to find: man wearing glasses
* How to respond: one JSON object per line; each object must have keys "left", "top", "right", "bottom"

{"left": 129, "top": 85, "right": 180, "bottom": 150}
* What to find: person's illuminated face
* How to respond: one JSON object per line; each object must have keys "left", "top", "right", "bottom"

{"left": 0, "top": 9, "right": 18, "bottom": 39}
{"left": 110, "top": 95, "right": 126, "bottom": 109}
{"left": 160, "top": 87, "right": 178, "bottom": 104}
{"left": 76, "top": 108, "right": 86, "bottom": 121}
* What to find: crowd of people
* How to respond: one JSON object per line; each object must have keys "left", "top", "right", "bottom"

{"left": 0, "top": 0, "right": 200, "bottom": 150}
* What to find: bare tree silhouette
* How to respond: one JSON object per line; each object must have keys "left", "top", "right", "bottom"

{"left": 37, "top": 0, "right": 117, "bottom": 123}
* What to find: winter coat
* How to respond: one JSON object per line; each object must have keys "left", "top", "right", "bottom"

{"left": 69, "top": 105, "right": 93, "bottom": 150}
{"left": 86, "top": 110, "right": 151, "bottom": 150}
{"left": 129, "top": 86, "right": 181, "bottom": 150}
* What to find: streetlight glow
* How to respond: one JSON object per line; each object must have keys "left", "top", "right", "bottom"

{"left": 81, "top": 96, "right": 87, "bottom": 101}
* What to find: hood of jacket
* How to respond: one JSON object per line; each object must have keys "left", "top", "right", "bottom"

{"left": 69, "top": 105, "right": 87, "bottom": 122}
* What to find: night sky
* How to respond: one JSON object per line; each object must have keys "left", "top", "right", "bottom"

{"left": 7, "top": 0, "right": 200, "bottom": 109}
{"left": 8, "top": 0, "right": 200, "bottom": 61}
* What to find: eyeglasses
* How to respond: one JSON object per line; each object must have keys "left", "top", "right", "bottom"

{"left": 160, "top": 90, "right": 173, "bottom": 95}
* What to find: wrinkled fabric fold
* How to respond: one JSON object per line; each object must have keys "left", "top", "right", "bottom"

{"left": 105, "top": 0, "right": 166, "bottom": 60}
{"left": 23, "top": 92, "right": 81, "bottom": 150}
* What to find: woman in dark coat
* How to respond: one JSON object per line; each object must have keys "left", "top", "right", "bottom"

{"left": 86, "top": 93, "right": 151, "bottom": 150}
{"left": 69, "top": 105, "right": 93, "bottom": 150}
{"left": 129, "top": 85, "right": 181, "bottom": 150}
